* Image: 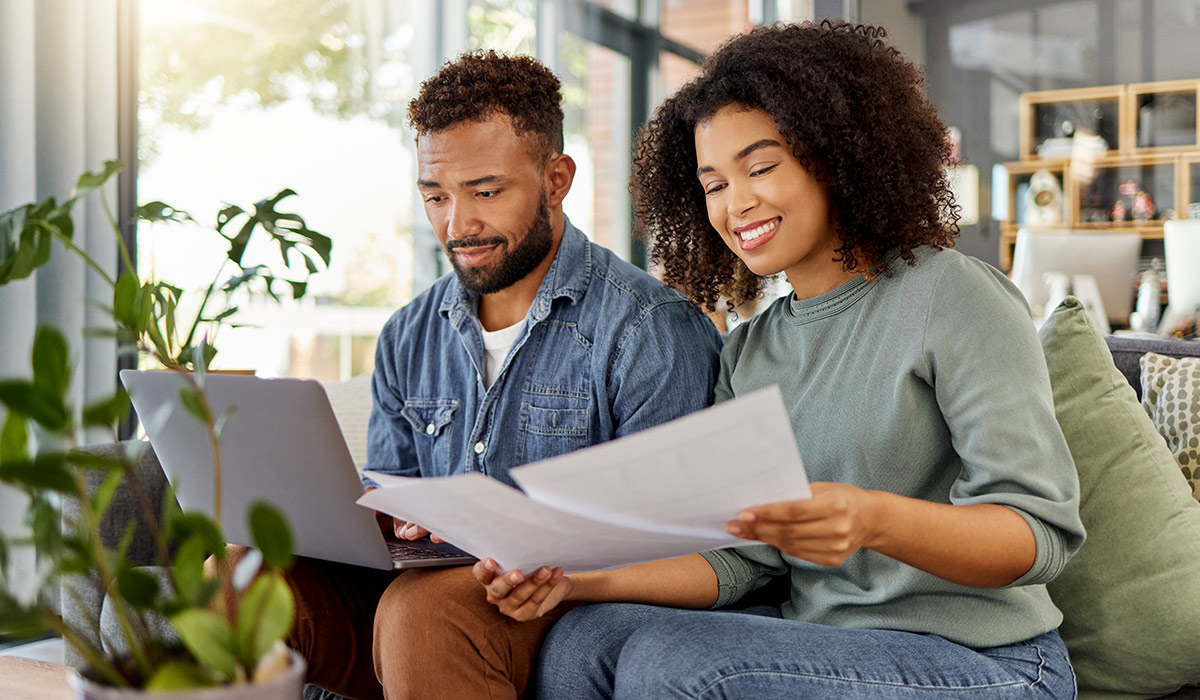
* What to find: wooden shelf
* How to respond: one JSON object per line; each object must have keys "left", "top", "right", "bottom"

{"left": 1001, "top": 81, "right": 1200, "bottom": 271}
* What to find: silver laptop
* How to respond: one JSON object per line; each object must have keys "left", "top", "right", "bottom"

{"left": 119, "top": 370, "right": 475, "bottom": 570}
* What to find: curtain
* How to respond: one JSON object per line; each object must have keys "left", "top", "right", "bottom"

{"left": 0, "top": 0, "right": 121, "bottom": 608}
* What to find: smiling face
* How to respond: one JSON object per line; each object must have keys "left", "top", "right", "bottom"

{"left": 417, "top": 114, "right": 561, "bottom": 297}
{"left": 694, "top": 105, "right": 855, "bottom": 298}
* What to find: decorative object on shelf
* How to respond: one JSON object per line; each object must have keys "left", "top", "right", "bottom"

{"left": 1129, "top": 258, "right": 1163, "bottom": 333}
{"left": 1111, "top": 199, "right": 1128, "bottom": 222}
{"left": 1189, "top": 202, "right": 1200, "bottom": 219}
{"left": 1132, "top": 191, "right": 1156, "bottom": 221}
{"left": 1082, "top": 193, "right": 1110, "bottom": 222}
{"left": 1002, "top": 80, "right": 1200, "bottom": 271}
{"left": 1025, "top": 169, "right": 1064, "bottom": 226}
{"left": 0, "top": 162, "right": 307, "bottom": 698}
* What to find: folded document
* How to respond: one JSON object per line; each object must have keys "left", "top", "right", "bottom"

{"left": 357, "top": 386, "right": 810, "bottom": 573}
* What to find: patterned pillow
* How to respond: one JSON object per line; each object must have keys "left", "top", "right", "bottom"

{"left": 1140, "top": 351, "right": 1200, "bottom": 502}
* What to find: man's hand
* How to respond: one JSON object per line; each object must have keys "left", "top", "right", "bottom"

{"left": 394, "top": 520, "right": 443, "bottom": 543}
{"left": 473, "top": 558, "right": 572, "bottom": 621}
{"left": 365, "top": 487, "right": 443, "bottom": 543}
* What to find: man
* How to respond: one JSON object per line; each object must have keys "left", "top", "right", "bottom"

{"left": 282, "top": 51, "right": 722, "bottom": 700}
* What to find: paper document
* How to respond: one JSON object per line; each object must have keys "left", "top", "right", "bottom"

{"left": 357, "top": 386, "right": 809, "bottom": 573}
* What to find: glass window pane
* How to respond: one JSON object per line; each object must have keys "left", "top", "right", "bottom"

{"left": 560, "top": 37, "right": 632, "bottom": 258}
{"left": 139, "top": 0, "right": 424, "bottom": 379}
{"left": 657, "top": 50, "right": 701, "bottom": 107}
{"left": 1153, "top": 1, "right": 1200, "bottom": 82}
{"left": 660, "top": 0, "right": 754, "bottom": 53}
{"left": 467, "top": 0, "right": 537, "bottom": 53}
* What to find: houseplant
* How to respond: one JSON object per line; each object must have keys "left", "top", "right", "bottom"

{"left": 0, "top": 161, "right": 330, "bottom": 695}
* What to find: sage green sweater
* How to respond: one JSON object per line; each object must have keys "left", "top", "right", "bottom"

{"left": 701, "top": 247, "right": 1085, "bottom": 648}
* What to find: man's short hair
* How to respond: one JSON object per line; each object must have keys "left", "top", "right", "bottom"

{"left": 408, "top": 50, "right": 565, "bottom": 163}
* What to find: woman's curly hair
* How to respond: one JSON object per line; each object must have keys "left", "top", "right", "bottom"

{"left": 408, "top": 50, "right": 564, "bottom": 161}
{"left": 636, "top": 21, "right": 959, "bottom": 311}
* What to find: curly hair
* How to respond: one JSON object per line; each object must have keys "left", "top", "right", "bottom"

{"left": 635, "top": 21, "right": 959, "bottom": 312}
{"left": 408, "top": 50, "right": 564, "bottom": 162}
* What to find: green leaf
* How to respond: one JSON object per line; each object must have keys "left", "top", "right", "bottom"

{"left": 0, "top": 453, "right": 76, "bottom": 493}
{"left": 92, "top": 469, "right": 125, "bottom": 521}
{"left": 81, "top": 387, "right": 131, "bottom": 428}
{"left": 72, "top": 160, "right": 123, "bottom": 198}
{"left": 178, "top": 386, "right": 207, "bottom": 422}
{"left": 214, "top": 204, "right": 246, "bottom": 237}
{"left": 227, "top": 216, "right": 257, "bottom": 266}
{"left": 220, "top": 265, "right": 267, "bottom": 295}
{"left": 136, "top": 200, "right": 194, "bottom": 224}
{"left": 113, "top": 271, "right": 139, "bottom": 328}
{"left": 0, "top": 591, "right": 46, "bottom": 637}
{"left": 25, "top": 492, "right": 63, "bottom": 557}
{"left": 135, "top": 281, "right": 155, "bottom": 336}
{"left": 210, "top": 307, "right": 239, "bottom": 323}
{"left": 183, "top": 342, "right": 218, "bottom": 372}
{"left": 116, "top": 567, "right": 160, "bottom": 609}
{"left": 171, "top": 511, "right": 226, "bottom": 556}
{"left": 31, "top": 326, "right": 72, "bottom": 400}
{"left": 0, "top": 411, "right": 28, "bottom": 462}
{"left": 145, "top": 660, "right": 215, "bottom": 691}
{"left": 67, "top": 449, "right": 127, "bottom": 472}
{"left": 248, "top": 501, "right": 293, "bottom": 570}
{"left": 171, "top": 535, "right": 208, "bottom": 605}
{"left": 116, "top": 519, "right": 137, "bottom": 561}
{"left": 235, "top": 572, "right": 294, "bottom": 667}
{"left": 0, "top": 201, "right": 56, "bottom": 284}
{"left": 169, "top": 609, "right": 238, "bottom": 680}
{"left": 0, "top": 380, "right": 71, "bottom": 433}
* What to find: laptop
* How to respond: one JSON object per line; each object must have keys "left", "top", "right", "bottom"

{"left": 119, "top": 370, "right": 476, "bottom": 570}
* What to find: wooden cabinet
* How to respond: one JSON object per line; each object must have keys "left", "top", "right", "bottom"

{"left": 1000, "top": 80, "right": 1200, "bottom": 270}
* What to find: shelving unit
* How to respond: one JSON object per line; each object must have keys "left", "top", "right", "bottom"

{"left": 1000, "top": 80, "right": 1200, "bottom": 271}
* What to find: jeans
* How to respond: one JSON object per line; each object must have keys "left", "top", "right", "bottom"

{"left": 536, "top": 603, "right": 1076, "bottom": 700}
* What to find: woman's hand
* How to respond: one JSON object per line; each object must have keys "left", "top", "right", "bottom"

{"left": 726, "top": 482, "right": 883, "bottom": 566}
{"left": 473, "top": 558, "right": 573, "bottom": 621}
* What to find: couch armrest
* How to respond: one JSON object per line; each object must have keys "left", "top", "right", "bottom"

{"left": 60, "top": 440, "right": 172, "bottom": 667}
{"left": 63, "top": 441, "right": 171, "bottom": 563}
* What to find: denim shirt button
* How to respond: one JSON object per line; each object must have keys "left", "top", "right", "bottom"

{"left": 474, "top": 441, "right": 485, "bottom": 455}
{"left": 425, "top": 423, "right": 436, "bottom": 435}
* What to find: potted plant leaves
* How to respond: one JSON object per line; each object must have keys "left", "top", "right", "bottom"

{"left": 0, "top": 161, "right": 332, "bottom": 697}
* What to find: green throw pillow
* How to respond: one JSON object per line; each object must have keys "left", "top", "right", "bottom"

{"left": 1140, "top": 351, "right": 1200, "bottom": 502}
{"left": 1041, "top": 297, "right": 1200, "bottom": 700}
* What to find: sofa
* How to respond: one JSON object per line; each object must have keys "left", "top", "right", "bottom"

{"left": 62, "top": 309, "right": 1200, "bottom": 699}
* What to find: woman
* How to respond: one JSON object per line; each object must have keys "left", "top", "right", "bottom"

{"left": 474, "top": 20, "right": 1084, "bottom": 699}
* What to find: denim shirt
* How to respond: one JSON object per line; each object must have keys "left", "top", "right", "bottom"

{"left": 365, "top": 219, "right": 723, "bottom": 487}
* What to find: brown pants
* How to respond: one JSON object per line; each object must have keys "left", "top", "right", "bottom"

{"left": 226, "top": 547, "right": 566, "bottom": 700}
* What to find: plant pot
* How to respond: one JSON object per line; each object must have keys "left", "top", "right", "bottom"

{"left": 66, "top": 651, "right": 306, "bottom": 700}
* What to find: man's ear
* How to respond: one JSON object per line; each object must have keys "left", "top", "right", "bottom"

{"left": 544, "top": 154, "right": 576, "bottom": 208}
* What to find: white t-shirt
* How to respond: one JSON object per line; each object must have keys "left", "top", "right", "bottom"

{"left": 480, "top": 320, "right": 525, "bottom": 389}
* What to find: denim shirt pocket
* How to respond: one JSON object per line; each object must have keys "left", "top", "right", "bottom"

{"left": 399, "top": 398, "right": 459, "bottom": 475}
{"left": 518, "top": 402, "right": 590, "bottom": 464}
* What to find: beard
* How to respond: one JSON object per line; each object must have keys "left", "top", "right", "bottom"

{"left": 445, "top": 192, "right": 554, "bottom": 296}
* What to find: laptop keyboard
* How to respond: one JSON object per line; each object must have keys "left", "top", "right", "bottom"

{"left": 387, "top": 541, "right": 471, "bottom": 561}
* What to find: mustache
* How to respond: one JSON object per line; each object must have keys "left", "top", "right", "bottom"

{"left": 446, "top": 236, "right": 506, "bottom": 251}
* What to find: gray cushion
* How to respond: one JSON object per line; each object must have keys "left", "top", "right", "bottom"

{"left": 1104, "top": 336, "right": 1200, "bottom": 400}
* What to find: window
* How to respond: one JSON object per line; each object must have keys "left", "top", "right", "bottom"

{"left": 136, "top": 0, "right": 799, "bottom": 379}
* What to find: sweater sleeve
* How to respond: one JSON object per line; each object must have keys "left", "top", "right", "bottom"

{"left": 701, "top": 544, "right": 789, "bottom": 608}
{"left": 701, "top": 324, "right": 790, "bottom": 607}
{"left": 922, "top": 256, "right": 1085, "bottom": 586}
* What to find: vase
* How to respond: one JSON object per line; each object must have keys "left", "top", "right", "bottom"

{"left": 67, "top": 651, "right": 306, "bottom": 700}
